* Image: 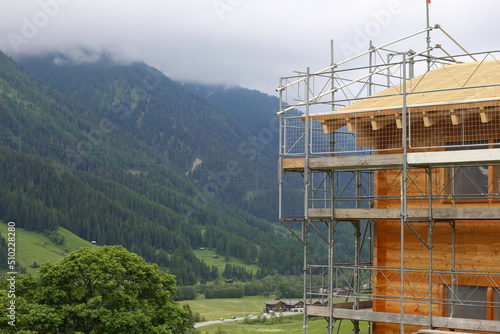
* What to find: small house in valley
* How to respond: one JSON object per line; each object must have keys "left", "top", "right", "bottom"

{"left": 265, "top": 300, "right": 286, "bottom": 312}
{"left": 284, "top": 299, "right": 304, "bottom": 310}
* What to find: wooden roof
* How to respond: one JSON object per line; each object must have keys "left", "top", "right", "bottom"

{"left": 340, "top": 59, "right": 500, "bottom": 112}
{"left": 283, "top": 299, "right": 303, "bottom": 306}
{"left": 311, "top": 60, "right": 500, "bottom": 134}
{"left": 265, "top": 300, "right": 285, "bottom": 305}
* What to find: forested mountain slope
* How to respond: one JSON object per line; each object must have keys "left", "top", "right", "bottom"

{"left": 0, "top": 50, "right": 309, "bottom": 283}
{"left": 19, "top": 54, "right": 279, "bottom": 220}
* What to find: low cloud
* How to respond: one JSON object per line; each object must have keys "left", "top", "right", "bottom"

{"left": 1, "top": 0, "right": 499, "bottom": 95}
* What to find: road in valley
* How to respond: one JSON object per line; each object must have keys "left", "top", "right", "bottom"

{"left": 194, "top": 311, "right": 301, "bottom": 328}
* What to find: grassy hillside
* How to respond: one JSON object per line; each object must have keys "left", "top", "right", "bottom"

{"left": 0, "top": 50, "right": 309, "bottom": 284}
{"left": 0, "top": 221, "right": 95, "bottom": 275}
{"left": 193, "top": 248, "right": 261, "bottom": 277}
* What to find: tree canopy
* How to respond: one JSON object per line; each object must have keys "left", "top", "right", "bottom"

{"left": 0, "top": 246, "right": 189, "bottom": 333}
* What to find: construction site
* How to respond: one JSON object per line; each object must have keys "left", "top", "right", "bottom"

{"left": 277, "top": 18, "right": 500, "bottom": 334}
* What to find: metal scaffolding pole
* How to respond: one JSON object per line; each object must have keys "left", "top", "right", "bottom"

{"left": 302, "top": 67, "right": 311, "bottom": 334}
{"left": 352, "top": 167, "right": 363, "bottom": 333}
{"left": 328, "top": 219, "right": 335, "bottom": 334}
{"left": 369, "top": 40, "right": 374, "bottom": 96}
{"left": 328, "top": 41, "right": 336, "bottom": 333}
{"left": 400, "top": 53, "right": 408, "bottom": 334}
{"left": 450, "top": 220, "right": 456, "bottom": 318}
{"left": 278, "top": 78, "right": 283, "bottom": 222}
{"left": 428, "top": 167, "right": 434, "bottom": 329}
{"left": 426, "top": 0, "right": 431, "bottom": 71}
{"left": 353, "top": 220, "right": 361, "bottom": 334}
{"left": 302, "top": 219, "right": 308, "bottom": 334}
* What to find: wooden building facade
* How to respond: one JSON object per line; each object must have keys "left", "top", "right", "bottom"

{"left": 278, "top": 46, "right": 500, "bottom": 334}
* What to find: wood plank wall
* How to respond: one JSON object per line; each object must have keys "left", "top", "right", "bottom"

{"left": 372, "top": 120, "right": 500, "bottom": 333}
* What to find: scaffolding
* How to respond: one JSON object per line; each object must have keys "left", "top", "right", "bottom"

{"left": 277, "top": 25, "right": 500, "bottom": 334}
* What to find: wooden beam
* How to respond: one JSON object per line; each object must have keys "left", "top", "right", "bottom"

{"left": 320, "top": 119, "right": 346, "bottom": 133}
{"left": 306, "top": 306, "right": 500, "bottom": 332}
{"left": 371, "top": 116, "right": 394, "bottom": 131}
{"left": 480, "top": 106, "right": 490, "bottom": 123}
{"left": 281, "top": 158, "right": 305, "bottom": 170}
{"left": 479, "top": 107, "right": 498, "bottom": 124}
{"left": 450, "top": 108, "right": 463, "bottom": 125}
{"left": 308, "top": 208, "right": 500, "bottom": 220}
{"left": 346, "top": 118, "right": 355, "bottom": 132}
{"left": 422, "top": 111, "right": 440, "bottom": 127}
{"left": 395, "top": 114, "right": 402, "bottom": 129}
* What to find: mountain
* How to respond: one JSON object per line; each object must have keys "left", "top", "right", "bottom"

{"left": 0, "top": 50, "right": 312, "bottom": 284}
{"left": 182, "top": 83, "right": 280, "bottom": 147}
{"left": 19, "top": 53, "right": 281, "bottom": 221}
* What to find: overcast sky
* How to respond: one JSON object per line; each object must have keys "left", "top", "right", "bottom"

{"left": 1, "top": 0, "right": 499, "bottom": 95}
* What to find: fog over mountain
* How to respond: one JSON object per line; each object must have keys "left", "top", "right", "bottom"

{"left": 2, "top": 0, "right": 499, "bottom": 95}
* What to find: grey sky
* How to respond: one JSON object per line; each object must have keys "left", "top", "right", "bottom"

{"left": 1, "top": 0, "right": 499, "bottom": 95}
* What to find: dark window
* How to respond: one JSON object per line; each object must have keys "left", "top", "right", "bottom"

{"left": 448, "top": 142, "right": 489, "bottom": 200}
{"left": 447, "top": 285, "right": 488, "bottom": 320}
{"left": 451, "top": 165, "right": 488, "bottom": 197}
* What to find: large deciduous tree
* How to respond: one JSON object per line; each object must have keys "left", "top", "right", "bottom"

{"left": 0, "top": 246, "right": 189, "bottom": 333}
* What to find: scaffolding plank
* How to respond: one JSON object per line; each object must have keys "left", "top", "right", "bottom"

{"left": 281, "top": 158, "right": 305, "bottom": 170}
{"left": 282, "top": 155, "right": 404, "bottom": 171}
{"left": 433, "top": 316, "right": 500, "bottom": 332}
{"left": 408, "top": 148, "right": 500, "bottom": 166}
{"left": 282, "top": 148, "right": 500, "bottom": 172}
{"left": 308, "top": 208, "right": 500, "bottom": 220}
{"left": 309, "top": 208, "right": 401, "bottom": 220}
{"left": 433, "top": 208, "right": 500, "bottom": 220}
{"left": 330, "top": 300, "right": 373, "bottom": 310}
{"left": 306, "top": 306, "right": 500, "bottom": 332}
{"left": 417, "top": 331, "right": 476, "bottom": 334}
{"left": 311, "top": 155, "right": 403, "bottom": 170}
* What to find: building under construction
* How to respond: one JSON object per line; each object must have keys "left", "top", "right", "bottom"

{"left": 277, "top": 24, "right": 500, "bottom": 333}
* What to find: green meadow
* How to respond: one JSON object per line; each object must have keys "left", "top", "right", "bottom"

{"left": 181, "top": 296, "right": 268, "bottom": 320}
{"left": 193, "top": 248, "right": 261, "bottom": 277}
{"left": 198, "top": 315, "right": 370, "bottom": 334}
{"left": 0, "top": 222, "right": 95, "bottom": 275}
{"left": 181, "top": 297, "right": 371, "bottom": 333}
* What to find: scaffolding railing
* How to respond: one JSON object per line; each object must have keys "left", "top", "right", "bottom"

{"left": 307, "top": 264, "right": 500, "bottom": 320}
{"left": 281, "top": 101, "right": 500, "bottom": 156}
{"left": 298, "top": 166, "right": 500, "bottom": 215}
